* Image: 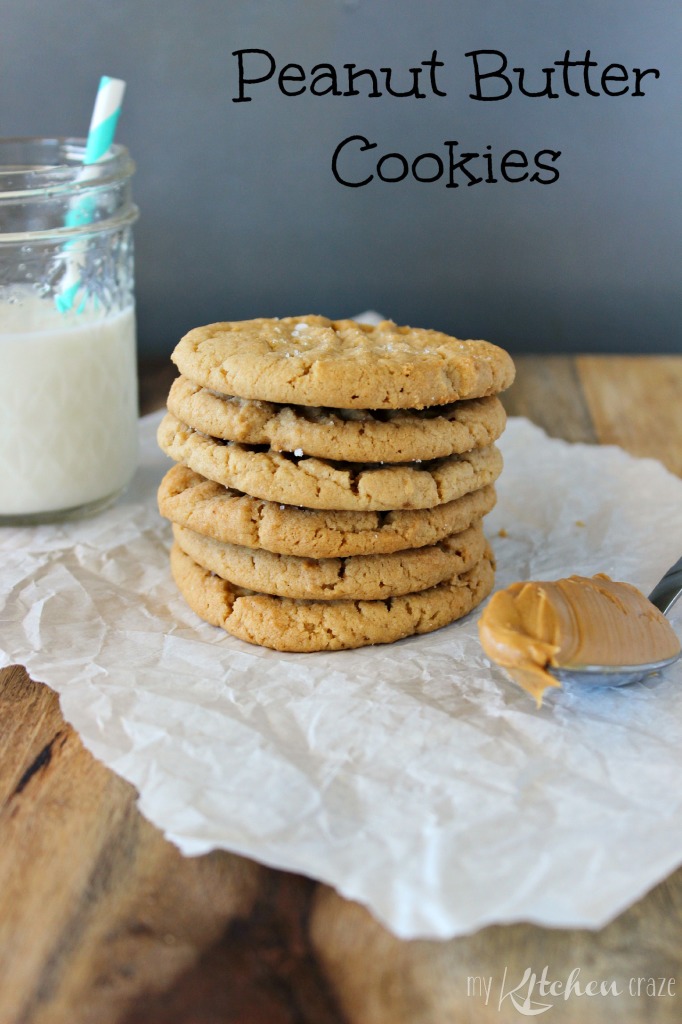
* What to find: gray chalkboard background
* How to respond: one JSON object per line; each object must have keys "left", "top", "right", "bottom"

{"left": 2, "top": 0, "right": 680, "bottom": 356}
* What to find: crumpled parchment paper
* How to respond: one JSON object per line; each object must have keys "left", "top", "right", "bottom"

{"left": 1, "top": 411, "right": 681, "bottom": 940}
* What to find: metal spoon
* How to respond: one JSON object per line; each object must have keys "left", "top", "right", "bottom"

{"left": 548, "top": 557, "right": 682, "bottom": 688}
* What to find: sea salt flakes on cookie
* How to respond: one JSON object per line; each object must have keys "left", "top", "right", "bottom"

{"left": 171, "top": 316, "right": 515, "bottom": 409}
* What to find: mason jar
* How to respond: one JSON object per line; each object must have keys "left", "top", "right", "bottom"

{"left": 0, "top": 137, "right": 139, "bottom": 524}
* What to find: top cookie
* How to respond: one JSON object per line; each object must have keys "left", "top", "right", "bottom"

{"left": 171, "top": 316, "right": 515, "bottom": 410}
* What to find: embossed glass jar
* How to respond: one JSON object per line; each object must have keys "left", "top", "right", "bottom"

{"left": 0, "top": 137, "right": 139, "bottom": 523}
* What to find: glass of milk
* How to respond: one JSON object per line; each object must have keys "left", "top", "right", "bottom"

{"left": 0, "top": 137, "right": 139, "bottom": 523}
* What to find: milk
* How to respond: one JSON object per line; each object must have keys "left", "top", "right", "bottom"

{"left": 0, "top": 298, "right": 138, "bottom": 517}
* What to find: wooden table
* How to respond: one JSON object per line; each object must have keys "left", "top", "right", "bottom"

{"left": 1, "top": 356, "right": 681, "bottom": 1024}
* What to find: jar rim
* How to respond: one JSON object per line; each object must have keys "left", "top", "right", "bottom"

{"left": 0, "top": 137, "right": 135, "bottom": 196}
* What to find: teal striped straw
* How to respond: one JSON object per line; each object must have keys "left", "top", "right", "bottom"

{"left": 56, "top": 75, "right": 126, "bottom": 313}
{"left": 83, "top": 75, "right": 125, "bottom": 165}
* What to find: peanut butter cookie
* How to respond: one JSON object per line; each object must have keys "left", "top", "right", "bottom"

{"left": 170, "top": 543, "right": 495, "bottom": 652}
{"left": 167, "top": 375, "right": 506, "bottom": 462}
{"left": 171, "top": 316, "right": 515, "bottom": 410}
{"left": 157, "top": 413, "right": 503, "bottom": 512}
{"left": 158, "top": 466, "right": 497, "bottom": 557}
{"left": 172, "top": 520, "right": 486, "bottom": 600}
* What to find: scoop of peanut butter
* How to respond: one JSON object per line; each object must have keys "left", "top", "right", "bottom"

{"left": 478, "top": 574, "right": 681, "bottom": 706}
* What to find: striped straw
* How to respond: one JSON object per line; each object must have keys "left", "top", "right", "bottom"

{"left": 55, "top": 76, "right": 126, "bottom": 313}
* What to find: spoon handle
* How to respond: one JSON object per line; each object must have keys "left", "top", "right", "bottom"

{"left": 648, "top": 556, "right": 682, "bottom": 616}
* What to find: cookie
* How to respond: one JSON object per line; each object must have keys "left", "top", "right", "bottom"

{"left": 158, "top": 466, "right": 498, "bottom": 558}
{"left": 171, "top": 316, "right": 515, "bottom": 410}
{"left": 157, "top": 413, "right": 503, "bottom": 512}
{"left": 167, "top": 375, "right": 507, "bottom": 463}
{"left": 172, "top": 520, "right": 487, "bottom": 600}
{"left": 170, "top": 543, "right": 495, "bottom": 652}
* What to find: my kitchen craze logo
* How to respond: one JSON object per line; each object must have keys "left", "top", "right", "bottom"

{"left": 467, "top": 966, "right": 676, "bottom": 1015}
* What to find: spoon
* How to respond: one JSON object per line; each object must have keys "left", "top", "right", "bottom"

{"left": 548, "top": 557, "right": 682, "bottom": 688}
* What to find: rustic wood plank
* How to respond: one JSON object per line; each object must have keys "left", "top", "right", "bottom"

{"left": 0, "top": 666, "right": 66, "bottom": 805}
{"left": 121, "top": 873, "right": 347, "bottom": 1024}
{"left": 577, "top": 356, "right": 682, "bottom": 476}
{"left": 310, "top": 876, "right": 682, "bottom": 1024}
{"left": 501, "top": 355, "right": 597, "bottom": 444}
{"left": 0, "top": 667, "right": 264, "bottom": 1024}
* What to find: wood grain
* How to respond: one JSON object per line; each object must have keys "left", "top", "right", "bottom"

{"left": 501, "top": 354, "right": 597, "bottom": 444}
{"left": 311, "top": 879, "right": 682, "bottom": 1024}
{"left": 0, "top": 355, "right": 680, "bottom": 1023}
{"left": 577, "top": 356, "right": 682, "bottom": 475}
{"left": 0, "top": 667, "right": 264, "bottom": 1024}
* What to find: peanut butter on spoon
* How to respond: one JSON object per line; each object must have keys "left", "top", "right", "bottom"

{"left": 478, "top": 574, "right": 681, "bottom": 706}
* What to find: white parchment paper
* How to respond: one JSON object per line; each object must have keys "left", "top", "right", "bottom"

{"left": 1, "top": 412, "right": 681, "bottom": 939}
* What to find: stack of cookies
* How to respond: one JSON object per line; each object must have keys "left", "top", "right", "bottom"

{"left": 157, "top": 316, "right": 515, "bottom": 652}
